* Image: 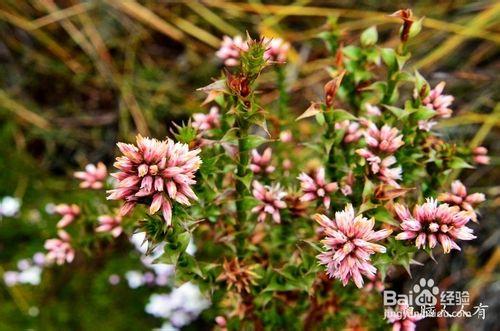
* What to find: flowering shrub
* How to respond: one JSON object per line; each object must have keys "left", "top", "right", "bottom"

{"left": 3, "top": 9, "right": 491, "bottom": 331}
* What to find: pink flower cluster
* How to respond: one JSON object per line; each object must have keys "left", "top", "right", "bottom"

{"left": 438, "top": 180, "right": 485, "bottom": 221}
{"left": 357, "top": 122, "right": 404, "bottom": 187}
{"left": 74, "top": 162, "right": 107, "bottom": 189}
{"left": 251, "top": 181, "right": 287, "bottom": 223}
{"left": 44, "top": 230, "right": 75, "bottom": 265}
{"left": 107, "top": 135, "right": 201, "bottom": 226}
{"left": 263, "top": 37, "right": 290, "bottom": 63}
{"left": 192, "top": 106, "right": 220, "bottom": 133}
{"left": 386, "top": 304, "right": 423, "bottom": 331}
{"left": 216, "top": 35, "right": 290, "bottom": 66}
{"left": 250, "top": 148, "right": 275, "bottom": 174}
{"left": 314, "top": 204, "right": 391, "bottom": 288}
{"left": 394, "top": 198, "right": 475, "bottom": 253}
{"left": 54, "top": 204, "right": 80, "bottom": 228}
{"left": 472, "top": 146, "right": 490, "bottom": 165}
{"left": 96, "top": 215, "right": 123, "bottom": 237}
{"left": 418, "top": 82, "right": 454, "bottom": 131}
{"left": 216, "top": 35, "right": 248, "bottom": 66}
{"left": 334, "top": 120, "right": 362, "bottom": 143}
{"left": 298, "top": 167, "right": 338, "bottom": 209}
{"left": 423, "top": 82, "right": 454, "bottom": 118}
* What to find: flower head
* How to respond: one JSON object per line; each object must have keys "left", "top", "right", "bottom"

{"left": 96, "top": 215, "right": 123, "bottom": 237}
{"left": 54, "top": 204, "right": 80, "bottom": 228}
{"left": 356, "top": 149, "right": 402, "bottom": 188}
{"left": 192, "top": 106, "right": 220, "bottom": 133}
{"left": 298, "top": 167, "right": 338, "bottom": 209}
{"left": 44, "top": 231, "right": 75, "bottom": 265}
{"left": 472, "top": 146, "right": 490, "bottom": 165}
{"left": 365, "top": 103, "right": 382, "bottom": 116}
{"left": 335, "top": 120, "right": 362, "bottom": 143}
{"left": 314, "top": 204, "right": 392, "bottom": 288}
{"left": 394, "top": 198, "right": 475, "bottom": 253}
{"left": 250, "top": 148, "right": 275, "bottom": 174}
{"left": 363, "top": 122, "right": 404, "bottom": 154}
{"left": 74, "top": 162, "right": 107, "bottom": 189}
{"left": 216, "top": 35, "right": 248, "bottom": 66}
{"left": 263, "top": 37, "right": 290, "bottom": 63}
{"left": 107, "top": 135, "right": 201, "bottom": 226}
{"left": 423, "top": 82, "right": 454, "bottom": 119}
{"left": 251, "top": 181, "right": 287, "bottom": 223}
{"left": 438, "top": 180, "right": 485, "bottom": 221}
{"left": 386, "top": 304, "right": 423, "bottom": 331}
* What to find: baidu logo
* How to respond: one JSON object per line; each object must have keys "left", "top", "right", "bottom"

{"left": 413, "top": 278, "right": 439, "bottom": 306}
{"left": 383, "top": 277, "right": 488, "bottom": 321}
{"left": 383, "top": 277, "right": 439, "bottom": 307}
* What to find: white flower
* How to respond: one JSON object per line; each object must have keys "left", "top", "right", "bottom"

{"left": 3, "top": 271, "right": 19, "bottom": 286}
{"left": 146, "top": 293, "right": 173, "bottom": 318}
{"left": 18, "top": 266, "right": 42, "bottom": 285}
{"left": 145, "top": 282, "right": 210, "bottom": 327}
{"left": 0, "top": 196, "right": 21, "bottom": 217}
{"left": 125, "top": 270, "right": 144, "bottom": 289}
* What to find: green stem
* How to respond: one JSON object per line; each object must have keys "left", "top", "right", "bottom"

{"left": 234, "top": 104, "right": 251, "bottom": 254}
{"left": 324, "top": 110, "right": 336, "bottom": 180}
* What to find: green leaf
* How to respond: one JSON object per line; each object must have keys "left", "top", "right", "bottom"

{"left": 177, "top": 253, "right": 205, "bottom": 278}
{"left": 414, "top": 70, "right": 429, "bottom": 96}
{"left": 384, "top": 105, "right": 407, "bottom": 119}
{"left": 161, "top": 231, "right": 191, "bottom": 265}
{"left": 236, "top": 171, "right": 253, "bottom": 190}
{"left": 373, "top": 206, "right": 399, "bottom": 226}
{"left": 412, "top": 106, "right": 436, "bottom": 121}
{"left": 360, "top": 26, "right": 378, "bottom": 47}
{"left": 449, "top": 157, "right": 474, "bottom": 170}
{"left": 409, "top": 17, "right": 424, "bottom": 39}
{"left": 342, "top": 45, "right": 362, "bottom": 61}
{"left": 381, "top": 48, "right": 397, "bottom": 70}
{"left": 315, "top": 112, "right": 325, "bottom": 125}
{"left": 331, "top": 109, "right": 357, "bottom": 122}
{"left": 241, "top": 134, "right": 267, "bottom": 151}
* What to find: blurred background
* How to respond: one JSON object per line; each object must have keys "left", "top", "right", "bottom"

{"left": 0, "top": 1, "right": 498, "bottom": 330}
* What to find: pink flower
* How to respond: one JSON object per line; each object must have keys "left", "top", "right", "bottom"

{"left": 363, "top": 122, "right": 404, "bottom": 154}
{"left": 356, "top": 150, "right": 402, "bottom": 187}
{"left": 251, "top": 181, "right": 287, "bottom": 223}
{"left": 334, "top": 120, "right": 362, "bottom": 143}
{"left": 44, "top": 231, "right": 75, "bottom": 265}
{"left": 216, "top": 35, "right": 248, "bottom": 66}
{"left": 365, "top": 103, "right": 381, "bottom": 116}
{"left": 417, "top": 119, "right": 438, "bottom": 132}
{"left": 314, "top": 204, "right": 392, "bottom": 288}
{"left": 438, "top": 180, "right": 485, "bottom": 221}
{"left": 54, "top": 204, "right": 80, "bottom": 228}
{"left": 96, "top": 215, "right": 123, "bottom": 237}
{"left": 473, "top": 146, "right": 490, "bottom": 165}
{"left": 192, "top": 106, "right": 220, "bottom": 132}
{"left": 250, "top": 148, "right": 275, "bottom": 174}
{"left": 394, "top": 198, "right": 476, "bottom": 253}
{"left": 74, "top": 162, "right": 107, "bottom": 189}
{"left": 107, "top": 135, "right": 202, "bottom": 226}
{"left": 279, "top": 130, "right": 293, "bottom": 143}
{"left": 423, "top": 81, "right": 454, "bottom": 118}
{"left": 386, "top": 305, "right": 423, "bottom": 331}
{"left": 364, "top": 272, "right": 385, "bottom": 292}
{"left": 378, "top": 156, "right": 403, "bottom": 188}
{"left": 298, "top": 167, "right": 338, "bottom": 208}
{"left": 340, "top": 172, "right": 355, "bottom": 196}
{"left": 263, "top": 37, "right": 290, "bottom": 63}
